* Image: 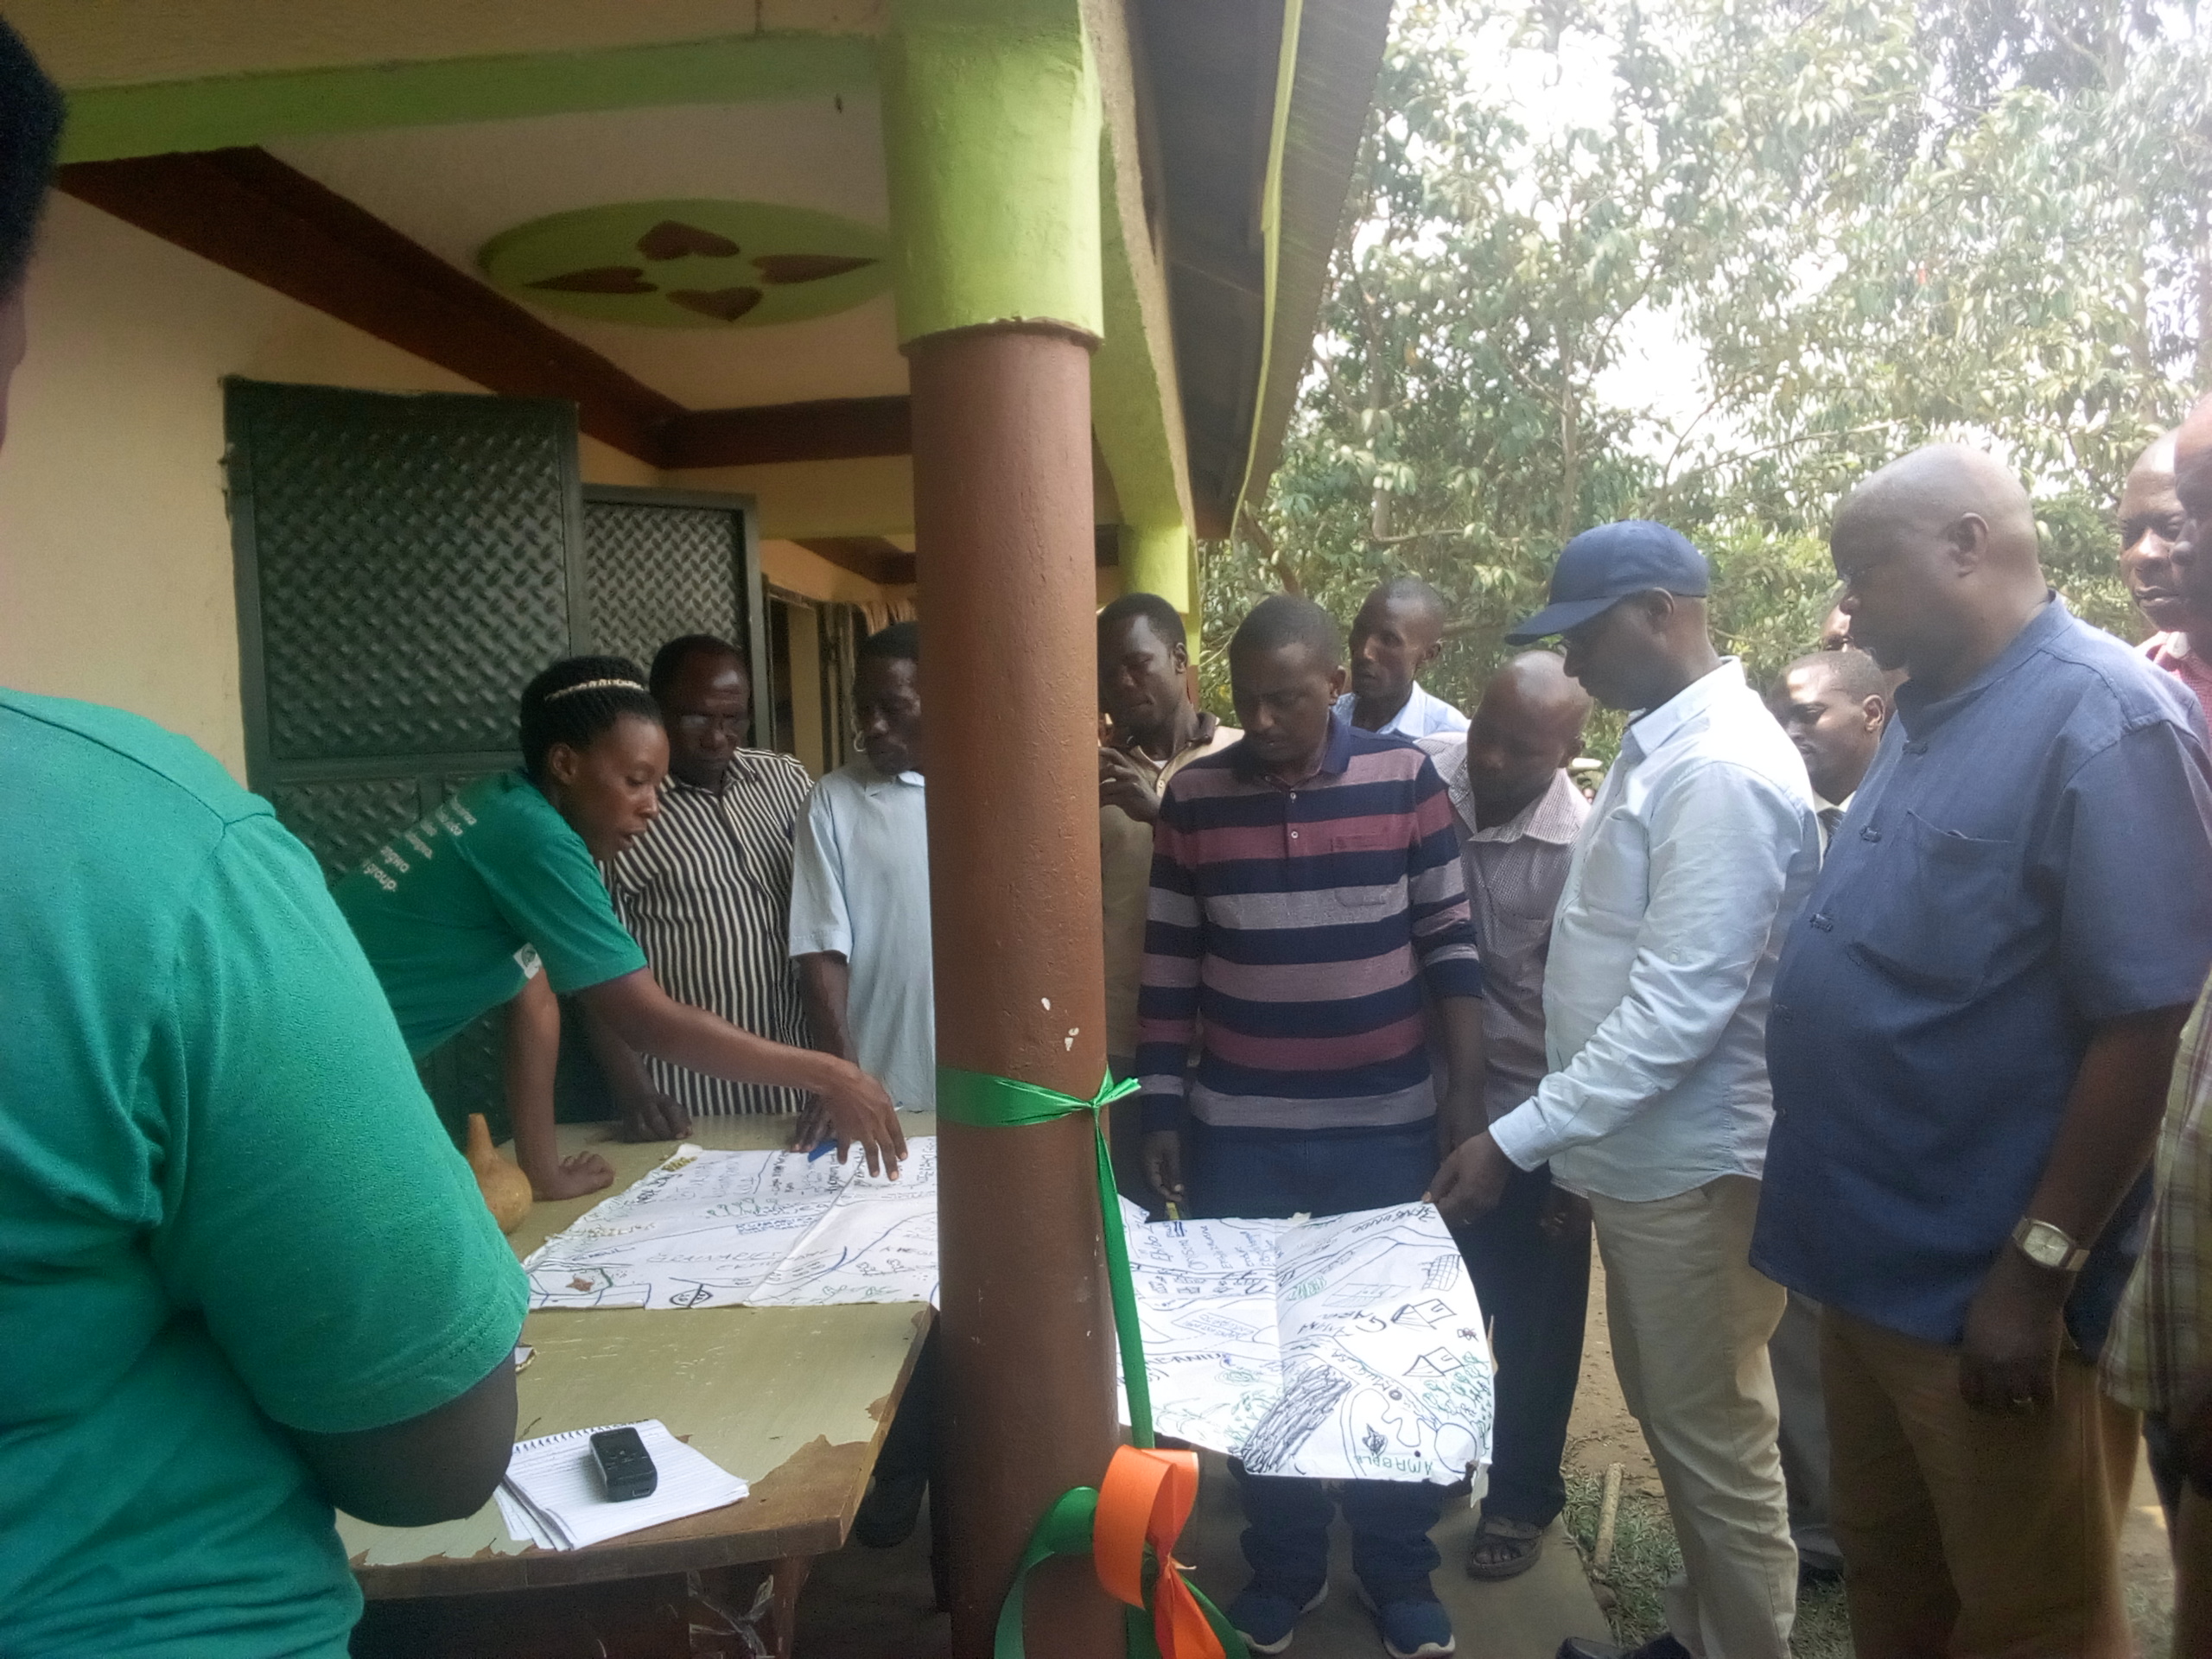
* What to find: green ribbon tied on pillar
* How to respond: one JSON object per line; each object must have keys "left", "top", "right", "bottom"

{"left": 935, "top": 1065, "right": 1249, "bottom": 1659}
{"left": 935, "top": 1065, "right": 1154, "bottom": 1445}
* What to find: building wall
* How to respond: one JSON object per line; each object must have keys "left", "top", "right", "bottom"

{"left": 0, "top": 195, "right": 655, "bottom": 780}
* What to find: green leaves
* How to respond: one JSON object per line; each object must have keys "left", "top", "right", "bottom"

{"left": 1205, "top": 0, "right": 2197, "bottom": 740}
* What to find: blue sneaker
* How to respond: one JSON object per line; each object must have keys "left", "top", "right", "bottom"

{"left": 1359, "top": 1584, "right": 1455, "bottom": 1658}
{"left": 1226, "top": 1581, "right": 1328, "bottom": 1655}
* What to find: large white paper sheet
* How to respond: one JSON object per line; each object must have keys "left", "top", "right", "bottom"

{"left": 523, "top": 1140, "right": 938, "bottom": 1310}
{"left": 1125, "top": 1203, "right": 1493, "bottom": 1484}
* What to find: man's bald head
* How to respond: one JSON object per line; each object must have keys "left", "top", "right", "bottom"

{"left": 1829, "top": 444, "right": 2047, "bottom": 691}
{"left": 1464, "top": 650, "right": 1591, "bottom": 824}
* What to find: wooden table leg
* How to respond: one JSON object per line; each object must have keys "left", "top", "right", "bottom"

{"left": 768, "top": 1553, "right": 812, "bottom": 1659}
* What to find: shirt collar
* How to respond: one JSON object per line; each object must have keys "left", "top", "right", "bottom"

{"left": 1891, "top": 593, "right": 2067, "bottom": 741}
{"left": 1119, "top": 709, "right": 1219, "bottom": 766}
{"left": 1231, "top": 710, "right": 1355, "bottom": 785}
{"left": 857, "top": 758, "right": 925, "bottom": 793}
{"left": 1470, "top": 766, "right": 1584, "bottom": 845}
{"left": 1621, "top": 658, "right": 1746, "bottom": 763}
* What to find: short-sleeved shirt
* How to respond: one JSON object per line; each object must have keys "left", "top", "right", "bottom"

{"left": 606, "top": 752, "right": 817, "bottom": 1114}
{"left": 1, "top": 690, "right": 527, "bottom": 1658}
{"left": 2143, "top": 632, "right": 2212, "bottom": 731}
{"left": 788, "top": 760, "right": 936, "bottom": 1111}
{"left": 1755, "top": 598, "right": 2212, "bottom": 1348}
{"left": 334, "top": 771, "right": 648, "bottom": 1055}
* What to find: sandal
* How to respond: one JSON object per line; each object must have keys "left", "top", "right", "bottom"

{"left": 1464, "top": 1511, "right": 1543, "bottom": 1580}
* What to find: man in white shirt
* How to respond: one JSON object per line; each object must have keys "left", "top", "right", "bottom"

{"left": 1431, "top": 522, "right": 1821, "bottom": 1659}
{"left": 1335, "top": 575, "right": 1470, "bottom": 736}
{"left": 1761, "top": 645, "right": 1890, "bottom": 1584}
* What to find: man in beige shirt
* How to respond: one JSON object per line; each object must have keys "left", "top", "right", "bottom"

{"left": 1098, "top": 592, "right": 1237, "bottom": 1205}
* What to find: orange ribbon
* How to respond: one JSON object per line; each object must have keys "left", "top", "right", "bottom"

{"left": 1093, "top": 1446, "right": 1225, "bottom": 1659}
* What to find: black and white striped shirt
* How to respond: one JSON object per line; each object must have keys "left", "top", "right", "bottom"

{"left": 603, "top": 750, "right": 817, "bottom": 1113}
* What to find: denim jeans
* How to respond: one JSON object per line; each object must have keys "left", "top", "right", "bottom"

{"left": 1185, "top": 1116, "right": 1448, "bottom": 1599}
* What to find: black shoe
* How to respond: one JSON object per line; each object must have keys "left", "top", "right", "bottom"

{"left": 1557, "top": 1636, "right": 1694, "bottom": 1659}
{"left": 851, "top": 1469, "right": 927, "bottom": 1548}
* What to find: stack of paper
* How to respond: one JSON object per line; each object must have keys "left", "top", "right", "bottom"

{"left": 494, "top": 1420, "right": 747, "bottom": 1550}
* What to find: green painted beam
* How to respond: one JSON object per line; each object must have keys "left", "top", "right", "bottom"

{"left": 880, "top": 0, "right": 1101, "bottom": 343}
{"left": 60, "top": 31, "right": 878, "bottom": 163}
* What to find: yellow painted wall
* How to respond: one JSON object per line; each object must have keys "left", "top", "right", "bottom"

{"left": 0, "top": 195, "right": 653, "bottom": 780}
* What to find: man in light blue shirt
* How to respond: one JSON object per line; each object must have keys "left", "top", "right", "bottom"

{"left": 1432, "top": 522, "right": 1819, "bottom": 1659}
{"left": 1335, "top": 575, "right": 1471, "bottom": 737}
{"left": 791, "top": 621, "right": 935, "bottom": 1114}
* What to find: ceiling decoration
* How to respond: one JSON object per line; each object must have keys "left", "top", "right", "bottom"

{"left": 480, "top": 199, "right": 889, "bottom": 329}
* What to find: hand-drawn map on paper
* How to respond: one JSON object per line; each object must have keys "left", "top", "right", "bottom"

{"left": 1122, "top": 1201, "right": 1494, "bottom": 1485}
{"left": 523, "top": 1139, "right": 939, "bottom": 1310}
{"left": 524, "top": 1141, "right": 1491, "bottom": 1482}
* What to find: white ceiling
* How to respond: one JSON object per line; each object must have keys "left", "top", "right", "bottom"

{"left": 270, "top": 97, "right": 908, "bottom": 410}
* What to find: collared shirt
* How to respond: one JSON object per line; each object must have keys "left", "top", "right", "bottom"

{"left": 1416, "top": 747, "right": 1586, "bottom": 1121}
{"left": 1333, "top": 680, "right": 1470, "bottom": 738}
{"left": 334, "top": 772, "right": 648, "bottom": 1057}
{"left": 1101, "top": 713, "right": 1242, "bottom": 1060}
{"left": 1755, "top": 598, "right": 2212, "bottom": 1348}
{"left": 1488, "top": 659, "right": 1821, "bottom": 1202}
{"left": 604, "top": 749, "right": 817, "bottom": 1114}
{"left": 789, "top": 759, "right": 935, "bottom": 1112}
{"left": 1138, "top": 715, "right": 1484, "bottom": 1135}
{"left": 2106, "top": 976, "right": 2212, "bottom": 1414}
{"left": 1815, "top": 792, "right": 1853, "bottom": 854}
{"left": 2143, "top": 632, "right": 2212, "bottom": 732}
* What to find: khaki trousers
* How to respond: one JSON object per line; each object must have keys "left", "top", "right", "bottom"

{"left": 1821, "top": 1306, "right": 2137, "bottom": 1658}
{"left": 1589, "top": 1175, "right": 1797, "bottom": 1659}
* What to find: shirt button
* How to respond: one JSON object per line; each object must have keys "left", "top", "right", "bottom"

{"left": 1289, "top": 830, "right": 1299, "bottom": 840}
{"left": 1860, "top": 825, "right": 1880, "bottom": 842}
{"left": 1810, "top": 912, "right": 1834, "bottom": 931}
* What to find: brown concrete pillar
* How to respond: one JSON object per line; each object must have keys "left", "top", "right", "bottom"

{"left": 912, "top": 321, "right": 1122, "bottom": 1659}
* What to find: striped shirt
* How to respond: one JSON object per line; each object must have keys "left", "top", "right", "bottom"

{"left": 2105, "top": 974, "right": 2212, "bottom": 1413}
{"left": 1137, "top": 715, "right": 1484, "bottom": 1134}
{"left": 602, "top": 750, "right": 816, "bottom": 1114}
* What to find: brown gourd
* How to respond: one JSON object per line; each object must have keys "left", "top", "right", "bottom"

{"left": 466, "top": 1113, "right": 534, "bottom": 1234}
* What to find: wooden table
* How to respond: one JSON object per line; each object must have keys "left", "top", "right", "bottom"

{"left": 341, "top": 1115, "right": 936, "bottom": 1659}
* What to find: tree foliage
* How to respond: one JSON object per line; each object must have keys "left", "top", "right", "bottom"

{"left": 1203, "top": 0, "right": 2212, "bottom": 743}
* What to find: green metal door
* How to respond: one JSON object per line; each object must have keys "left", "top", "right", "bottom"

{"left": 225, "top": 378, "right": 591, "bottom": 1135}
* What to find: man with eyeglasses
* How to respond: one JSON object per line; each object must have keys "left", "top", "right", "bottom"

{"left": 593, "top": 633, "right": 819, "bottom": 1135}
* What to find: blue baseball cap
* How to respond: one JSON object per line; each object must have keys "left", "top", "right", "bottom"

{"left": 1504, "top": 520, "right": 1711, "bottom": 645}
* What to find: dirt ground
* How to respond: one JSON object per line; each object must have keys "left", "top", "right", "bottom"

{"left": 1564, "top": 1258, "right": 2177, "bottom": 1656}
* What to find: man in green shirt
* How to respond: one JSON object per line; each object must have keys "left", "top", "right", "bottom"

{"left": 0, "top": 28, "right": 527, "bottom": 1656}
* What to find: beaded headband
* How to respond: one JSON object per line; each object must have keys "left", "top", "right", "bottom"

{"left": 542, "top": 677, "right": 647, "bottom": 702}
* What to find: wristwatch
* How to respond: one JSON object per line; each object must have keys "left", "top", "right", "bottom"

{"left": 2012, "top": 1217, "right": 2091, "bottom": 1273}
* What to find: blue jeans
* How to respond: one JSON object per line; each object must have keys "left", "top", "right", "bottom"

{"left": 1184, "top": 1117, "right": 1448, "bottom": 1599}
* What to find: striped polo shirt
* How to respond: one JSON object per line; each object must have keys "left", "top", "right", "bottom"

{"left": 1137, "top": 715, "right": 1484, "bottom": 1135}
{"left": 603, "top": 749, "right": 816, "bottom": 1114}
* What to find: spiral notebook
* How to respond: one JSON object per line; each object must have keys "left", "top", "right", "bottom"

{"left": 494, "top": 1419, "right": 748, "bottom": 1550}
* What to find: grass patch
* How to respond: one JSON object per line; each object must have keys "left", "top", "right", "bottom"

{"left": 1559, "top": 1473, "right": 1852, "bottom": 1659}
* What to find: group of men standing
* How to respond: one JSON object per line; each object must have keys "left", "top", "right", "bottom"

{"left": 571, "top": 422, "right": 2212, "bottom": 1659}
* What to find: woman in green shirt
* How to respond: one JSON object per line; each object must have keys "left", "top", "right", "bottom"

{"left": 334, "top": 656, "right": 904, "bottom": 1198}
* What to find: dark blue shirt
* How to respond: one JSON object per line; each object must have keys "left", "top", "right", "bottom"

{"left": 1754, "top": 597, "right": 2212, "bottom": 1347}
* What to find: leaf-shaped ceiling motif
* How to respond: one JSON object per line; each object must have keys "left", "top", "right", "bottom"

{"left": 480, "top": 200, "right": 891, "bottom": 330}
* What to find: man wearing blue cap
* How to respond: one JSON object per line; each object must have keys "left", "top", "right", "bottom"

{"left": 1431, "top": 521, "right": 1819, "bottom": 1659}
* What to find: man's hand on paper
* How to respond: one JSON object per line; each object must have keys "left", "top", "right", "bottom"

{"left": 617, "top": 1084, "right": 691, "bottom": 1144}
{"left": 791, "top": 1060, "right": 907, "bottom": 1179}
{"left": 1425, "top": 1129, "right": 1512, "bottom": 1222}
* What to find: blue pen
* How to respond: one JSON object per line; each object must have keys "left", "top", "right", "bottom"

{"left": 808, "top": 1138, "right": 836, "bottom": 1162}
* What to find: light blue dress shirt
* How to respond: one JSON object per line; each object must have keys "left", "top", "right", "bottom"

{"left": 788, "top": 760, "right": 936, "bottom": 1112}
{"left": 1333, "top": 680, "right": 1469, "bottom": 737}
{"left": 1488, "top": 659, "right": 1821, "bottom": 1201}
